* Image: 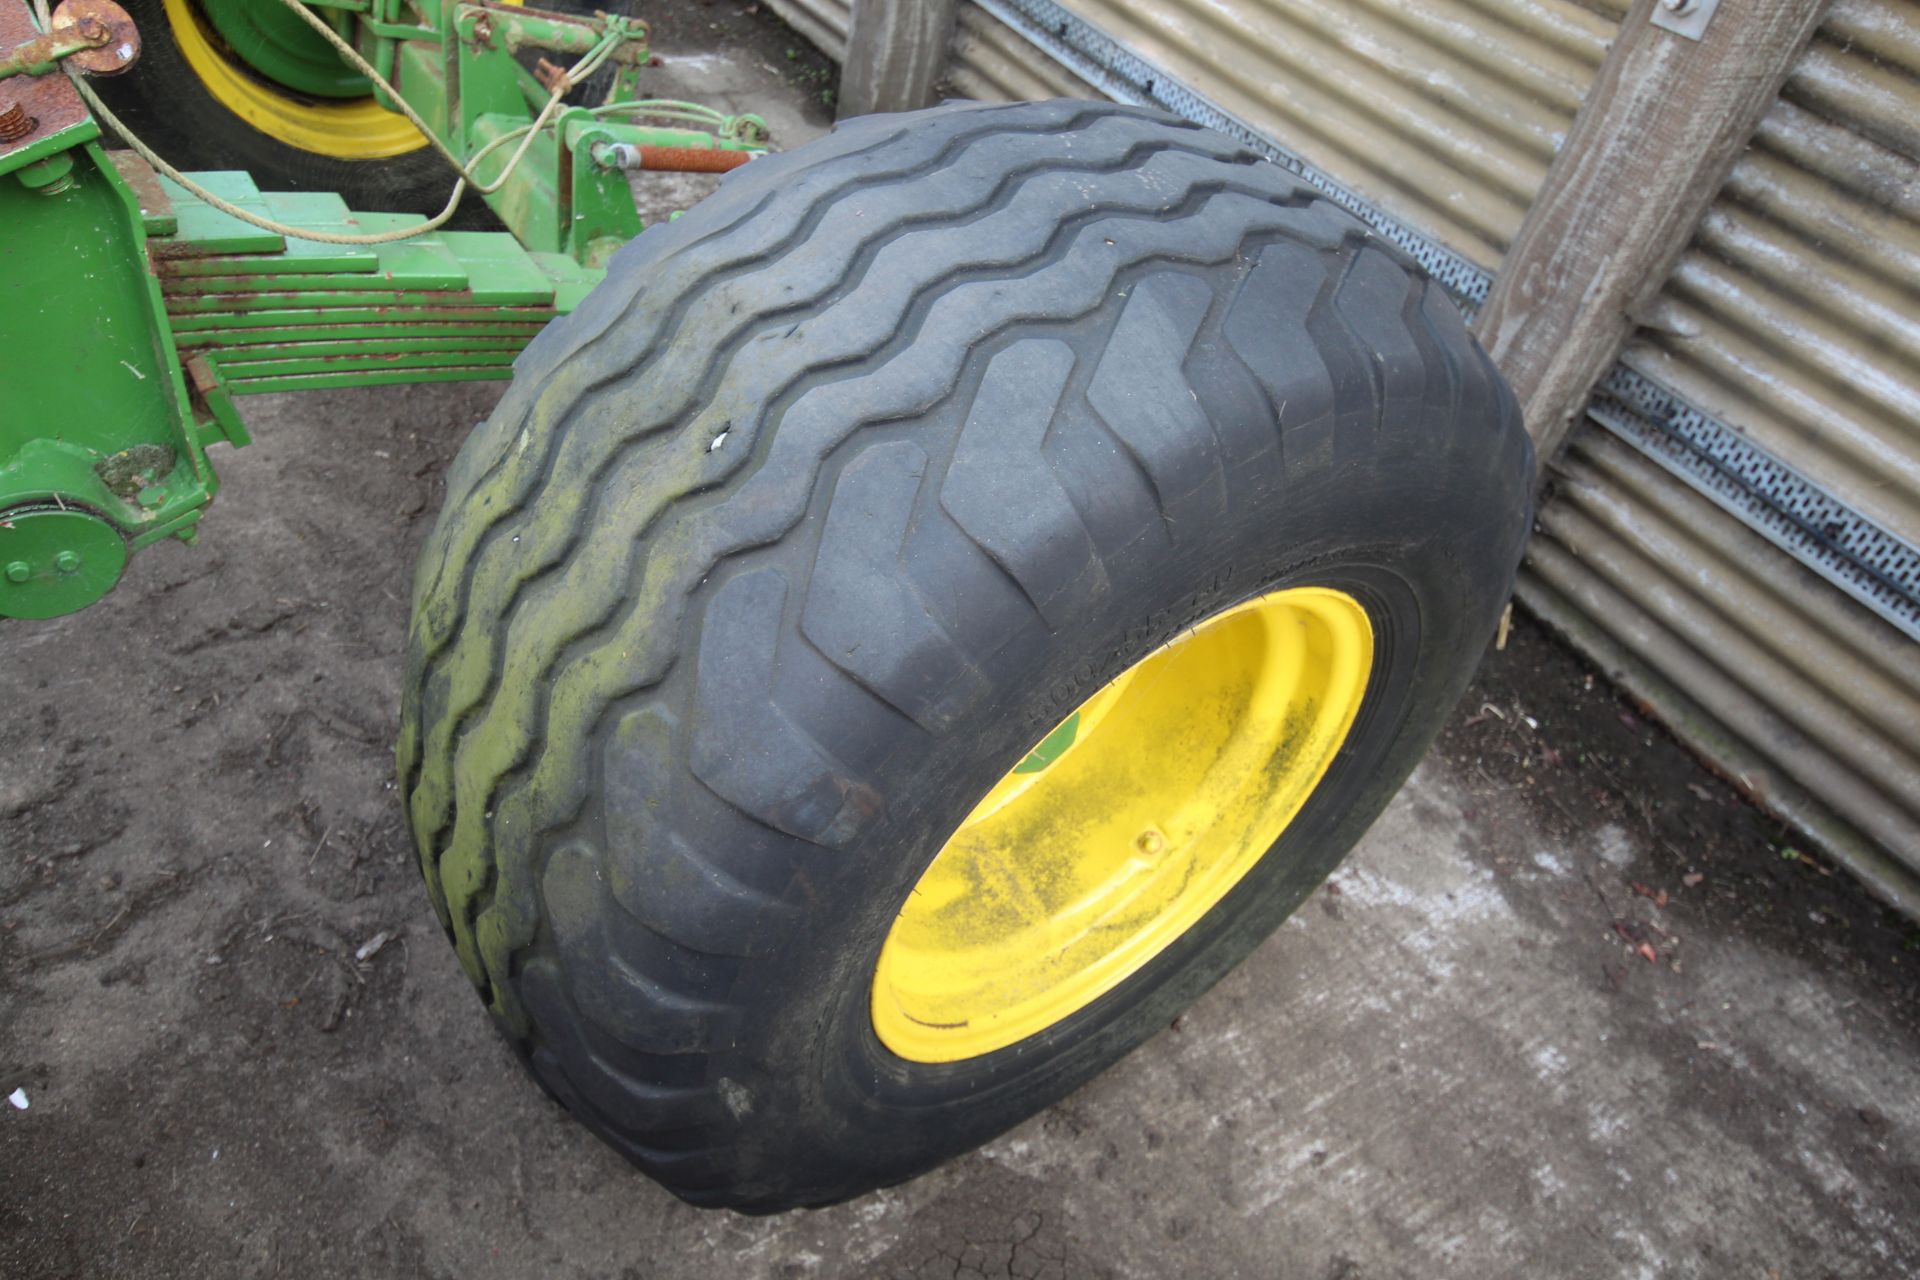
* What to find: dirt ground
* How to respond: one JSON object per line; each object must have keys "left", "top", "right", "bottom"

{"left": 5, "top": 5, "right": 1920, "bottom": 1278}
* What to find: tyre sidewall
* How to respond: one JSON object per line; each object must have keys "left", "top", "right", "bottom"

{"left": 722, "top": 418, "right": 1523, "bottom": 1207}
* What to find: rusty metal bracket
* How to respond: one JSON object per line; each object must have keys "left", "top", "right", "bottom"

{"left": 0, "top": 0, "right": 136, "bottom": 80}
{"left": 0, "top": 1, "right": 90, "bottom": 167}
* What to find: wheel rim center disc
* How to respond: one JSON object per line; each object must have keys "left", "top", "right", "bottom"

{"left": 196, "top": 0, "right": 373, "bottom": 99}
{"left": 870, "top": 586, "right": 1374, "bottom": 1063}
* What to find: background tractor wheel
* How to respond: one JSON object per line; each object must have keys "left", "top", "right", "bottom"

{"left": 92, "top": 0, "right": 621, "bottom": 216}
{"left": 399, "top": 99, "right": 1534, "bottom": 1212}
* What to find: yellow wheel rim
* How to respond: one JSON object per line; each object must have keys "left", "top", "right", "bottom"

{"left": 162, "top": 0, "right": 523, "bottom": 160}
{"left": 870, "top": 586, "right": 1373, "bottom": 1063}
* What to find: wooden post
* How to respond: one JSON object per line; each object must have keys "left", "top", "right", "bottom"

{"left": 1475, "top": 0, "right": 1830, "bottom": 470}
{"left": 837, "top": 0, "right": 958, "bottom": 119}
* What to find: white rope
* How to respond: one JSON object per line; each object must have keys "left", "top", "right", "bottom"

{"left": 31, "top": 0, "right": 621, "bottom": 244}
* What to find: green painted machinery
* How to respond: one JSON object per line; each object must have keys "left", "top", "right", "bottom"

{"left": 0, "top": 0, "right": 768, "bottom": 619}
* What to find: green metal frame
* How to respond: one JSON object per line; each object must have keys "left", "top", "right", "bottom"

{"left": 0, "top": 0, "right": 771, "bottom": 619}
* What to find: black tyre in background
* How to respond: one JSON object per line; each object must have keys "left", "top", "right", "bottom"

{"left": 92, "top": 0, "right": 629, "bottom": 216}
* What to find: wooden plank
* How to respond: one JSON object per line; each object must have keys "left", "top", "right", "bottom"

{"left": 837, "top": 0, "right": 958, "bottom": 118}
{"left": 1474, "top": 0, "right": 1831, "bottom": 469}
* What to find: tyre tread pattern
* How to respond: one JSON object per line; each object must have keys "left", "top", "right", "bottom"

{"left": 399, "top": 100, "right": 1528, "bottom": 1208}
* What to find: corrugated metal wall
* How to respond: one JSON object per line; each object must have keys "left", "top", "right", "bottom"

{"left": 1621, "top": 2, "right": 1920, "bottom": 550}
{"left": 763, "top": 0, "right": 1620, "bottom": 249}
{"left": 760, "top": 0, "right": 1097, "bottom": 104}
{"left": 765, "top": 0, "right": 1920, "bottom": 911}
{"left": 947, "top": 3, "right": 1097, "bottom": 102}
{"left": 1523, "top": 431, "right": 1920, "bottom": 910}
{"left": 1038, "top": 0, "right": 1624, "bottom": 267}
{"left": 765, "top": 0, "right": 849, "bottom": 61}
{"left": 1528, "top": 0, "right": 1920, "bottom": 910}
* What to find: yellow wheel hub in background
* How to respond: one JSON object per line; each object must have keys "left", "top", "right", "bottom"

{"left": 871, "top": 587, "right": 1374, "bottom": 1063}
{"left": 164, "top": 0, "right": 520, "bottom": 159}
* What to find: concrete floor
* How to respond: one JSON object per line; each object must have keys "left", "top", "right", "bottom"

{"left": 4, "top": 7, "right": 1919, "bottom": 1277}
{"left": 5, "top": 390, "right": 1919, "bottom": 1280}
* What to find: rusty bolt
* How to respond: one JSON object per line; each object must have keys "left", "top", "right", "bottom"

{"left": 0, "top": 104, "right": 35, "bottom": 144}
{"left": 533, "top": 56, "right": 568, "bottom": 95}
{"left": 53, "top": 0, "right": 143, "bottom": 76}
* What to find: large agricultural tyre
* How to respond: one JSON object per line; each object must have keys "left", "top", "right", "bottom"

{"left": 399, "top": 99, "right": 1534, "bottom": 1212}
{"left": 91, "top": 0, "right": 616, "bottom": 217}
